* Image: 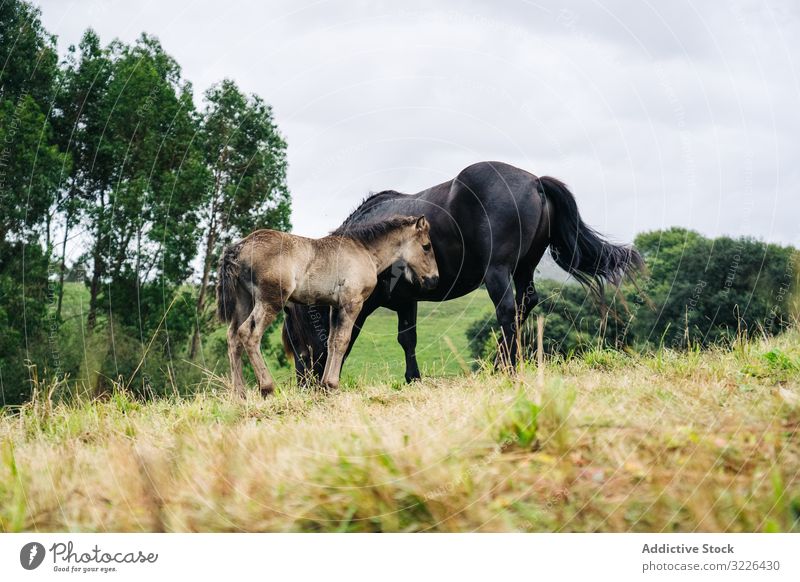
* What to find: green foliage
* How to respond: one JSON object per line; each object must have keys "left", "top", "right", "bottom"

{"left": 189, "top": 79, "right": 292, "bottom": 358}
{"left": 468, "top": 229, "right": 798, "bottom": 366}
{"left": 0, "top": 1, "right": 67, "bottom": 405}
{"left": 0, "top": 95, "right": 67, "bottom": 239}
{"left": 0, "top": 242, "right": 50, "bottom": 405}
{"left": 199, "top": 79, "right": 291, "bottom": 240}
{"left": 628, "top": 228, "right": 798, "bottom": 347}
{"left": 0, "top": 3, "right": 293, "bottom": 403}
{"left": 467, "top": 280, "right": 622, "bottom": 364}
{"left": 495, "top": 391, "right": 540, "bottom": 450}
{"left": 58, "top": 31, "right": 208, "bottom": 334}
{"left": 0, "top": 0, "right": 58, "bottom": 106}
{"left": 742, "top": 347, "right": 800, "bottom": 384}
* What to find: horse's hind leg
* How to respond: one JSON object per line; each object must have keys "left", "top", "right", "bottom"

{"left": 513, "top": 259, "right": 544, "bottom": 327}
{"left": 514, "top": 269, "right": 538, "bottom": 324}
{"left": 485, "top": 266, "right": 518, "bottom": 369}
{"left": 238, "top": 300, "right": 280, "bottom": 397}
{"left": 227, "top": 316, "right": 246, "bottom": 398}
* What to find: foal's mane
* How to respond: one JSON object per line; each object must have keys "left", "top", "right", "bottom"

{"left": 330, "top": 189, "right": 416, "bottom": 244}
{"left": 332, "top": 215, "right": 417, "bottom": 244}
{"left": 335, "top": 190, "right": 397, "bottom": 229}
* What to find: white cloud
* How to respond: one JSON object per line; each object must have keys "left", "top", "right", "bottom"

{"left": 36, "top": 0, "right": 800, "bottom": 245}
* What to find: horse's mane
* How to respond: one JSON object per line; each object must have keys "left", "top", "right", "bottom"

{"left": 332, "top": 214, "right": 417, "bottom": 244}
{"left": 335, "top": 190, "right": 398, "bottom": 230}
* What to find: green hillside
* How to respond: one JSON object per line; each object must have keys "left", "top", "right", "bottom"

{"left": 60, "top": 282, "right": 495, "bottom": 386}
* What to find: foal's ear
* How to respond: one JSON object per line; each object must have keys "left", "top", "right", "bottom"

{"left": 415, "top": 216, "right": 429, "bottom": 231}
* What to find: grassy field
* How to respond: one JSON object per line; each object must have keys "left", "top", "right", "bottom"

{"left": 285, "top": 291, "right": 494, "bottom": 382}
{"left": 60, "top": 282, "right": 495, "bottom": 386}
{"left": 1, "top": 327, "right": 799, "bottom": 532}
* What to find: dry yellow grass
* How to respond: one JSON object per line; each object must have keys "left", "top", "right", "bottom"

{"left": 1, "top": 331, "right": 799, "bottom": 532}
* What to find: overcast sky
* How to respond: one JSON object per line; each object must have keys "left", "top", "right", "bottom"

{"left": 36, "top": 0, "right": 800, "bottom": 247}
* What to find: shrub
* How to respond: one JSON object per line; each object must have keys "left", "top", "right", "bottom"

{"left": 467, "top": 230, "right": 798, "bottom": 367}
{"left": 494, "top": 391, "right": 540, "bottom": 450}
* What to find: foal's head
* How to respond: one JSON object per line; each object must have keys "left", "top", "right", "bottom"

{"left": 398, "top": 216, "right": 439, "bottom": 290}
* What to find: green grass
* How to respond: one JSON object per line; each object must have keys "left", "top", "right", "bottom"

{"left": 1, "top": 329, "right": 799, "bottom": 532}
{"left": 22, "top": 284, "right": 796, "bottom": 532}
{"left": 259, "top": 291, "right": 493, "bottom": 384}
{"left": 260, "top": 290, "right": 493, "bottom": 383}
{"left": 335, "top": 292, "right": 493, "bottom": 381}
{"left": 59, "top": 282, "right": 495, "bottom": 386}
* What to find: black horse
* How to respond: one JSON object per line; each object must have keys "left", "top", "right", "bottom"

{"left": 282, "top": 161, "right": 642, "bottom": 383}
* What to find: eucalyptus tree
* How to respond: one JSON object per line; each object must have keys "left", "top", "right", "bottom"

{"left": 58, "top": 30, "right": 207, "bottom": 344}
{"left": 189, "top": 79, "right": 290, "bottom": 359}
{"left": 0, "top": 0, "right": 65, "bottom": 242}
{"left": 50, "top": 29, "right": 109, "bottom": 320}
{"left": 0, "top": 0, "right": 68, "bottom": 404}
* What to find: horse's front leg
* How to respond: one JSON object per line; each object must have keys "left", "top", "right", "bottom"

{"left": 321, "top": 301, "right": 363, "bottom": 390}
{"left": 238, "top": 297, "right": 282, "bottom": 397}
{"left": 343, "top": 294, "right": 381, "bottom": 360}
{"left": 396, "top": 301, "right": 421, "bottom": 382}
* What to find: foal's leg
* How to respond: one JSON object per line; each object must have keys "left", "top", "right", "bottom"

{"left": 343, "top": 296, "right": 380, "bottom": 360}
{"left": 321, "top": 302, "right": 363, "bottom": 390}
{"left": 396, "top": 301, "right": 421, "bottom": 382}
{"left": 238, "top": 300, "right": 280, "bottom": 397}
{"left": 227, "top": 315, "right": 246, "bottom": 398}
{"left": 484, "top": 266, "right": 518, "bottom": 369}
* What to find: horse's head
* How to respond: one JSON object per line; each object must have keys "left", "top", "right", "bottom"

{"left": 399, "top": 216, "right": 439, "bottom": 291}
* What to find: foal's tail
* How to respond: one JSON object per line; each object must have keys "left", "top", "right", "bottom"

{"left": 540, "top": 176, "right": 643, "bottom": 301}
{"left": 216, "top": 242, "right": 242, "bottom": 322}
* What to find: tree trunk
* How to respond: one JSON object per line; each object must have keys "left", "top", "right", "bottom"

{"left": 87, "top": 204, "right": 105, "bottom": 333}
{"left": 45, "top": 211, "right": 52, "bottom": 252}
{"left": 55, "top": 212, "right": 71, "bottom": 321}
{"left": 87, "top": 253, "right": 101, "bottom": 332}
{"left": 189, "top": 225, "right": 217, "bottom": 360}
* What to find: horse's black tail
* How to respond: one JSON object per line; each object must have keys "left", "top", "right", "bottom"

{"left": 540, "top": 176, "right": 643, "bottom": 301}
{"left": 216, "top": 242, "right": 242, "bottom": 322}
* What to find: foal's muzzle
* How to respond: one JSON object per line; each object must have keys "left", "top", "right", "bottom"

{"left": 422, "top": 275, "right": 439, "bottom": 290}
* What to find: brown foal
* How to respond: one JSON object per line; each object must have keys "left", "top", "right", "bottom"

{"left": 216, "top": 216, "right": 439, "bottom": 396}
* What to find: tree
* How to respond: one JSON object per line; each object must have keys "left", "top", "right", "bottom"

{"left": 467, "top": 280, "right": 622, "bottom": 364}
{"left": 0, "top": 0, "right": 68, "bottom": 404}
{"left": 188, "top": 79, "right": 291, "bottom": 359}
{"left": 629, "top": 228, "right": 798, "bottom": 347}
{"left": 1, "top": 3, "right": 292, "bottom": 401}
{"left": 59, "top": 31, "right": 206, "bottom": 328}
{"left": 0, "top": 0, "right": 66, "bottom": 241}
{"left": 467, "top": 229, "right": 798, "bottom": 366}
{"left": 0, "top": 0, "right": 58, "bottom": 105}
{"left": 56, "top": 31, "right": 208, "bottom": 393}
{"left": 50, "top": 29, "right": 109, "bottom": 320}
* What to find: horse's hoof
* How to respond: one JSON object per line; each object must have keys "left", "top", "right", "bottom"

{"left": 260, "top": 385, "right": 275, "bottom": 397}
